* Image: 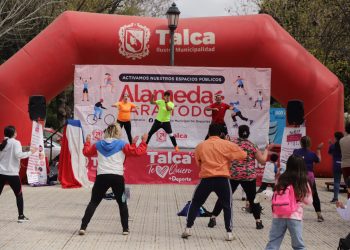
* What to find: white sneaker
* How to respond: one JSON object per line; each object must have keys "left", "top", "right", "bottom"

{"left": 78, "top": 229, "right": 85, "bottom": 235}
{"left": 181, "top": 228, "right": 191, "bottom": 238}
{"left": 17, "top": 215, "right": 29, "bottom": 223}
{"left": 225, "top": 232, "right": 235, "bottom": 241}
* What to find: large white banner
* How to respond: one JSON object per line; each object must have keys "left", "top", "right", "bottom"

{"left": 27, "top": 121, "right": 47, "bottom": 185}
{"left": 74, "top": 65, "right": 271, "bottom": 148}
{"left": 280, "top": 126, "right": 306, "bottom": 170}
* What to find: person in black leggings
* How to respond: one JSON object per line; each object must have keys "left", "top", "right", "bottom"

{"left": 79, "top": 124, "right": 147, "bottom": 235}
{"left": 208, "top": 125, "right": 271, "bottom": 230}
{"left": 0, "top": 125, "right": 36, "bottom": 222}
{"left": 293, "top": 136, "right": 325, "bottom": 222}
{"left": 146, "top": 91, "right": 179, "bottom": 151}
{"left": 112, "top": 94, "right": 138, "bottom": 144}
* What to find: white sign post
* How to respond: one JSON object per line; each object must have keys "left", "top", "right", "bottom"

{"left": 27, "top": 121, "right": 47, "bottom": 185}
{"left": 280, "top": 126, "right": 306, "bottom": 170}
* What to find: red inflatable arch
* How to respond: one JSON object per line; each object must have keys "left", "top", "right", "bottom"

{"left": 0, "top": 11, "right": 343, "bottom": 176}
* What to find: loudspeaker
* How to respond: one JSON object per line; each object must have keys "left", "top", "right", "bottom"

{"left": 287, "top": 100, "right": 304, "bottom": 125}
{"left": 29, "top": 96, "right": 46, "bottom": 121}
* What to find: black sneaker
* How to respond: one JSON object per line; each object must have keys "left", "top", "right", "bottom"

{"left": 256, "top": 221, "right": 264, "bottom": 230}
{"left": 208, "top": 217, "right": 216, "bottom": 228}
{"left": 123, "top": 229, "right": 129, "bottom": 235}
{"left": 18, "top": 215, "right": 29, "bottom": 223}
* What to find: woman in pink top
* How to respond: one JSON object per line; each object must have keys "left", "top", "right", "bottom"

{"left": 265, "top": 155, "right": 313, "bottom": 250}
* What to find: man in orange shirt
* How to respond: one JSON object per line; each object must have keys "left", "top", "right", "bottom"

{"left": 181, "top": 124, "right": 247, "bottom": 241}
{"left": 112, "top": 94, "right": 138, "bottom": 144}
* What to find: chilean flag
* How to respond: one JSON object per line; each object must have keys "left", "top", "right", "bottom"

{"left": 58, "top": 120, "right": 92, "bottom": 188}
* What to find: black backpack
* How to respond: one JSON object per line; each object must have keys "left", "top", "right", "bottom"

{"left": 338, "top": 233, "right": 350, "bottom": 250}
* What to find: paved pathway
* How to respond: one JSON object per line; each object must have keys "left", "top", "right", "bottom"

{"left": 0, "top": 179, "right": 348, "bottom": 249}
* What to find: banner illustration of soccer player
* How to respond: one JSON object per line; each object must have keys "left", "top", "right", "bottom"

{"left": 230, "top": 101, "right": 253, "bottom": 127}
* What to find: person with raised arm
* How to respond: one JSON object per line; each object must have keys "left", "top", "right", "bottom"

{"left": 181, "top": 123, "right": 247, "bottom": 241}
{"left": 293, "top": 136, "right": 325, "bottom": 222}
{"left": 146, "top": 91, "right": 179, "bottom": 151}
{"left": 208, "top": 125, "right": 271, "bottom": 230}
{"left": 0, "top": 125, "right": 37, "bottom": 222}
{"left": 204, "top": 94, "right": 233, "bottom": 139}
{"left": 78, "top": 124, "right": 147, "bottom": 236}
{"left": 112, "top": 93, "right": 138, "bottom": 144}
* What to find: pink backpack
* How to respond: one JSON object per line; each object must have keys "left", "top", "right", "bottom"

{"left": 271, "top": 185, "right": 297, "bottom": 216}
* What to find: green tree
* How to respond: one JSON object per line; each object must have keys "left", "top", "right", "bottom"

{"left": 257, "top": 0, "right": 350, "bottom": 111}
{"left": 0, "top": 0, "right": 171, "bottom": 129}
{"left": 44, "top": 0, "right": 172, "bottom": 128}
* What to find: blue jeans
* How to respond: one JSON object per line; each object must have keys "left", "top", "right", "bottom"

{"left": 333, "top": 166, "right": 342, "bottom": 200}
{"left": 93, "top": 106, "right": 103, "bottom": 119}
{"left": 265, "top": 218, "right": 305, "bottom": 250}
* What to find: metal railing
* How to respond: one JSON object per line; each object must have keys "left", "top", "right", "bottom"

{"left": 44, "top": 124, "right": 65, "bottom": 164}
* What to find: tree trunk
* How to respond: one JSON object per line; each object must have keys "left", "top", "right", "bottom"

{"left": 56, "top": 85, "right": 74, "bottom": 128}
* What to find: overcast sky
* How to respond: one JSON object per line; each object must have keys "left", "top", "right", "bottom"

{"left": 174, "top": 0, "right": 259, "bottom": 18}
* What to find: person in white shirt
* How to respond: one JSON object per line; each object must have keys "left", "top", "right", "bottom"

{"left": 336, "top": 179, "right": 350, "bottom": 221}
{"left": 257, "top": 153, "right": 279, "bottom": 193}
{"left": 0, "top": 125, "right": 36, "bottom": 222}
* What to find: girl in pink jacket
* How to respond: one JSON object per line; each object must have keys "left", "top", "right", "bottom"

{"left": 265, "top": 155, "right": 313, "bottom": 250}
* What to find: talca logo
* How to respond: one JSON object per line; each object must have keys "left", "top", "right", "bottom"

{"left": 119, "top": 23, "right": 150, "bottom": 60}
{"left": 156, "top": 130, "right": 167, "bottom": 142}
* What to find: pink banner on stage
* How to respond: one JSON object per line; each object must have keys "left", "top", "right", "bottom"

{"left": 124, "top": 151, "right": 200, "bottom": 184}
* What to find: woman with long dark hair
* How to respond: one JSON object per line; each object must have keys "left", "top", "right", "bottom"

{"left": 209, "top": 125, "right": 271, "bottom": 230}
{"left": 0, "top": 125, "right": 36, "bottom": 222}
{"left": 265, "top": 155, "right": 313, "bottom": 250}
{"left": 328, "top": 131, "right": 344, "bottom": 203}
{"left": 293, "top": 136, "right": 324, "bottom": 222}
